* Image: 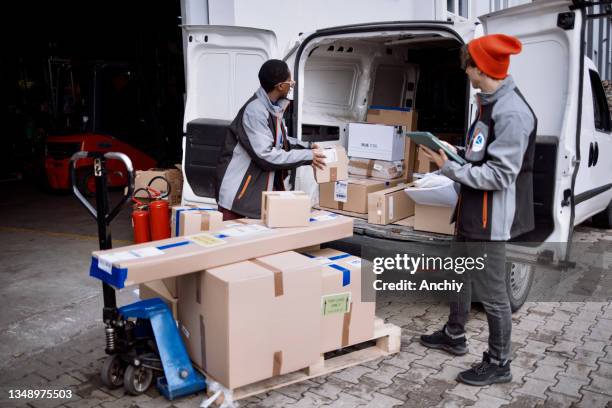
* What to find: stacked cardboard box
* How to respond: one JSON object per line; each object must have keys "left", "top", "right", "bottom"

{"left": 315, "top": 146, "right": 349, "bottom": 183}
{"left": 261, "top": 191, "right": 311, "bottom": 227}
{"left": 319, "top": 178, "right": 402, "bottom": 214}
{"left": 134, "top": 166, "right": 183, "bottom": 206}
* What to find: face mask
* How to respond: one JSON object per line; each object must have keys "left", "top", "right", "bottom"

{"left": 285, "top": 85, "right": 294, "bottom": 101}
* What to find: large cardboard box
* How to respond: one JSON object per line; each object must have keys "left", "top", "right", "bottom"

{"left": 261, "top": 191, "right": 311, "bottom": 228}
{"left": 348, "top": 158, "right": 404, "bottom": 180}
{"left": 315, "top": 146, "right": 349, "bottom": 183}
{"left": 300, "top": 248, "right": 376, "bottom": 353}
{"left": 171, "top": 206, "right": 224, "bottom": 237}
{"left": 139, "top": 280, "right": 178, "bottom": 320}
{"left": 177, "top": 251, "right": 321, "bottom": 389}
{"left": 413, "top": 204, "right": 455, "bottom": 235}
{"left": 90, "top": 211, "right": 353, "bottom": 289}
{"left": 134, "top": 167, "right": 183, "bottom": 206}
{"left": 366, "top": 107, "right": 417, "bottom": 129}
{"left": 368, "top": 184, "right": 414, "bottom": 225}
{"left": 319, "top": 178, "right": 401, "bottom": 214}
{"left": 347, "top": 123, "right": 405, "bottom": 161}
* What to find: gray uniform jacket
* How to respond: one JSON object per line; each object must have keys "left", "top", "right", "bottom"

{"left": 441, "top": 76, "right": 537, "bottom": 241}
{"left": 216, "top": 87, "right": 313, "bottom": 218}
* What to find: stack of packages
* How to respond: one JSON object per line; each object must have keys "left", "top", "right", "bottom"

{"left": 93, "top": 195, "right": 376, "bottom": 390}
{"left": 317, "top": 107, "right": 418, "bottom": 226}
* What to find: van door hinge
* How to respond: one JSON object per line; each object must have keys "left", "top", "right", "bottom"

{"left": 561, "top": 189, "right": 572, "bottom": 207}
{"left": 557, "top": 12, "right": 576, "bottom": 30}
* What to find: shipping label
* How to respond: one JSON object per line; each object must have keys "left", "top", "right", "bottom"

{"left": 321, "top": 292, "right": 352, "bottom": 316}
{"left": 334, "top": 180, "right": 348, "bottom": 203}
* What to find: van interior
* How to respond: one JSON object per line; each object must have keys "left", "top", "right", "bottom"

{"left": 293, "top": 31, "right": 556, "bottom": 243}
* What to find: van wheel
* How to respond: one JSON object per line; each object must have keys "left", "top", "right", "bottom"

{"left": 592, "top": 200, "right": 612, "bottom": 229}
{"left": 506, "top": 262, "right": 534, "bottom": 312}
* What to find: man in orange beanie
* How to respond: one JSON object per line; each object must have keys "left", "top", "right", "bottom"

{"left": 420, "top": 34, "right": 537, "bottom": 386}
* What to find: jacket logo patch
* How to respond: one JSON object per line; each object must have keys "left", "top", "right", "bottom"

{"left": 472, "top": 130, "right": 485, "bottom": 152}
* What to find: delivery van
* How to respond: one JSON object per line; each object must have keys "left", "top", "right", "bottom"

{"left": 180, "top": 0, "right": 612, "bottom": 310}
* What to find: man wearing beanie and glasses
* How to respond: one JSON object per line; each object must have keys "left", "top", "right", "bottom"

{"left": 217, "top": 59, "right": 326, "bottom": 220}
{"left": 420, "top": 34, "right": 537, "bottom": 386}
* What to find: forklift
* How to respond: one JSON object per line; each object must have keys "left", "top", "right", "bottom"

{"left": 69, "top": 150, "right": 206, "bottom": 399}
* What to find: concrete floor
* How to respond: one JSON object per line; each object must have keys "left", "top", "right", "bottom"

{"left": 0, "top": 181, "right": 139, "bottom": 367}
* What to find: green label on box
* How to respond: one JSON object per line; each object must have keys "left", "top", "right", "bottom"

{"left": 321, "top": 293, "right": 351, "bottom": 316}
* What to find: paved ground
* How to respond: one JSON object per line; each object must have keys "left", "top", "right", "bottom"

{"left": 1, "top": 181, "right": 611, "bottom": 407}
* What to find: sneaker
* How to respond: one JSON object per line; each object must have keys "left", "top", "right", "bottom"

{"left": 419, "top": 325, "right": 468, "bottom": 355}
{"left": 456, "top": 352, "right": 512, "bottom": 386}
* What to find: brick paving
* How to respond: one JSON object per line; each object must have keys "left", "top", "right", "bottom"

{"left": 1, "top": 230, "right": 612, "bottom": 407}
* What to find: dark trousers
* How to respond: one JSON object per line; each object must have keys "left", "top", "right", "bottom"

{"left": 446, "top": 235, "right": 512, "bottom": 362}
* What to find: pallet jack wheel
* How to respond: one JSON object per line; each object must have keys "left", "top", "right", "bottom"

{"left": 123, "top": 364, "right": 153, "bottom": 395}
{"left": 101, "top": 355, "right": 125, "bottom": 389}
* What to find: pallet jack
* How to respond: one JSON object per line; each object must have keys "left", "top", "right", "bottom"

{"left": 69, "top": 151, "right": 206, "bottom": 399}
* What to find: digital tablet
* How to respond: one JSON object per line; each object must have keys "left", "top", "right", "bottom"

{"left": 406, "top": 131, "right": 467, "bottom": 165}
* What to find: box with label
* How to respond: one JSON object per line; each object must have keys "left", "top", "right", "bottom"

{"left": 413, "top": 204, "right": 455, "bottom": 235}
{"left": 348, "top": 158, "right": 404, "bottom": 180}
{"left": 368, "top": 184, "right": 414, "bottom": 225}
{"left": 90, "top": 211, "right": 353, "bottom": 289}
{"left": 171, "top": 206, "right": 224, "bottom": 237}
{"left": 299, "top": 248, "right": 376, "bottom": 353}
{"left": 177, "top": 251, "right": 321, "bottom": 389}
{"left": 261, "top": 191, "right": 311, "bottom": 228}
{"left": 347, "top": 123, "right": 405, "bottom": 161}
{"left": 315, "top": 146, "right": 349, "bottom": 183}
{"left": 134, "top": 167, "right": 183, "bottom": 206}
{"left": 319, "top": 178, "right": 401, "bottom": 214}
{"left": 139, "top": 280, "right": 178, "bottom": 320}
{"left": 366, "top": 107, "right": 418, "bottom": 130}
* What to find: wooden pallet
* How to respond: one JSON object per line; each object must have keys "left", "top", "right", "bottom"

{"left": 200, "top": 317, "right": 400, "bottom": 405}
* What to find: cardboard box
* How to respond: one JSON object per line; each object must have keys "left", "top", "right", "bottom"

{"left": 368, "top": 184, "right": 414, "bottom": 225}
{"left": 177, "top": 251, "right": 321, "bottom": 389}
{"left": 415, "top": 147, "right": 439, "bottom": 174}
{"left": 171, "top": 206, "right": 224, "bottom": 237}
{"left": 139, "top": 280, "right": 178, "bottom": 320}
{"left": 261, "top": 191, "right": 311, "bottom": 228}
{"left": 315, "top": 146, "right": 349, "bottom": 183}
{"left": 348, "top": 158, "right": 404, "bottom": 180}
{"left": 299, "top": 248, "right": 375, "bottom": 353}
{"left": 319, "top": 178, "right": 401, "bottom": 214}
{"left": 347, "top": 123, "right": 405, "bottom": 161}
{"left": 413, "top": 204, "right": 455, "bottom": 235}
{"left": 366, "top": 107, "right": 417, "bottom": 129}
{"left": 90, "top": 211, "right": 353, "bottom": 289}
{"left": 134, "top": 167, "right": 183, "bottom": 206}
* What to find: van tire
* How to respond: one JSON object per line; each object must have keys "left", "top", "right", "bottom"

{"left": 506, "top": 262, "right": 534, "bottom": 312}
{"left": 592, "top": 200, "right": 612, "bottom": 229}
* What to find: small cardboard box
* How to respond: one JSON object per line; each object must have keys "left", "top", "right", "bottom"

{"left": 139, "top": 280, "right": 178, "bottom": 320}
{"left": 413, "top": 204, "right": 455, "bottom": 235}
{"left": 134, "top": 167, "right": 183, "bottom": 206}
{"left": 347, "top": 123, "right": 405, "bottom": 161}
{"left": 91, "top": 211, "right": 353, "bottom": 289}
{"left": 177, "top": 251, "right": 321, "bottom": 389}
{"left": 366, "top": 107, "right": 417, "bottom": 129}
{"left": 171, "top": 206, "right": 224, "bottom": 237}
{"left": 299, "top": 248, "right": 376, "bottom": 353}
{"left": 368, "top": 184, "right": 414, "bottom": 225}
{"left": 315, "top": 146, "right": 349, "bottom": 183}
{"left": 319, "top": 178, "right": 401, "bottom": 214}
{"left": 348, "top": 158, "right": 404, "bottom": 180}
{"left": 261, "top": 191, "right": 311, "bottom": 228}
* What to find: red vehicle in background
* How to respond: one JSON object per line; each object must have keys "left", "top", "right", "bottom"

{"left": 44, "top": 61, "right": 158, "bottom": 194}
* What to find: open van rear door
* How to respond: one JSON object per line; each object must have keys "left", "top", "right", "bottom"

{"left": 479, "top": 0, "right": 585, "bottom": 259}
{"left": 181, "top": 26, "right": 277, "bottom": 204}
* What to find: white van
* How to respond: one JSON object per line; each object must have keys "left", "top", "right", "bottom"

{"left": 180, "top": 0, "right": 612, "bottom": 310}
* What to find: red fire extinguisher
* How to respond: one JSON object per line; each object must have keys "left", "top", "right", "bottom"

{"left": 131, "top": 188, "right": 153, "bottom": 244}
{"left": 130, "top": 175, "right": 172, "bottom": 243}
{"left": 149, "top": 199, "right": 170, "bottom": 240}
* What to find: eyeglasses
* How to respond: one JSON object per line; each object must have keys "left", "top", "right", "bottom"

{"left": 277, "top": 80, "right": 295, "bottom": 89}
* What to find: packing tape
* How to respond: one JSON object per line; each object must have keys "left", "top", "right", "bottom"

{"left": 200, "top": 315, "right": 207, "bottom": 370}
{"left": 251, "top": 259, "right": 284, "bottom": 297}
{"left": 329, "top": 263, "right": 351, "bottom": 286}
{"left": 175, "top": 208, "right": 216, "bottom": 236}
{"left": 272, "top": 351, "right": 283, "bottom": 377}
{"left": 330, "top": 167, "right": 337, "bottom": 182}
{"left": 341, "top": 301, "right": 353, "bottom": 347}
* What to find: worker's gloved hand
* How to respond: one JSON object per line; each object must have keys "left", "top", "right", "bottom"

{"left": 311, "top": 149, "right": 327, "bottom": 170}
